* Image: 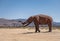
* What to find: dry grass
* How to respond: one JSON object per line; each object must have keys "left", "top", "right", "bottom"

{"left": 0, "top": 27, "right": 60, "bottom": 41}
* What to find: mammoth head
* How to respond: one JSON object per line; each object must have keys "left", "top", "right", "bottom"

{"left": 18, "top": 21, "right": 26, "bottom": 25}
{"left": 18, "top": 21, "right": 28, "bottom": 27}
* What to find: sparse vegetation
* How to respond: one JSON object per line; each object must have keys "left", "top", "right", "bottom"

{"left": 0, "top": 26, "right": 60, "bottom": 30}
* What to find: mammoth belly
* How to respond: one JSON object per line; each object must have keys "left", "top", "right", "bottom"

{"left": 39, "top": 19, "right": 48, "bottom": 24}
{"left": 39, "top": 22, "right": 48, "bottom": 25}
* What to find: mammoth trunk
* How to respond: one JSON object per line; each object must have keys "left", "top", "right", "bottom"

{"left": 23, "top": 16, "right": 33, "bottom": 26}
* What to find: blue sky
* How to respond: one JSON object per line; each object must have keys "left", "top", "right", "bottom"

{"left": 0, "top": 0, "right": 60, "bottom": 22}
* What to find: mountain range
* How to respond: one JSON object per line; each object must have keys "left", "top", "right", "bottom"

{"left": 0, "top": 18, "right": 60, "bottom": 27}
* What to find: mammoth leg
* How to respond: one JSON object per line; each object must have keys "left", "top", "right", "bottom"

{"left": 48, "top": 23, "right": 52, "bottom": 32}
{"left": 35, "top": 24, "right": 40, "bottom": 33}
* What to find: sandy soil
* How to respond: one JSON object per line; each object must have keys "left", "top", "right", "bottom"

{"left": 0, "top": 28, "right": 60, "bottom": 41}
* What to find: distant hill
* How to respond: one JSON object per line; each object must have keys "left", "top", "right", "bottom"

{"left": 53, "top": 22, "right": 60, "bottom": 27}
{"left": 0, "top": 18, "right": 22, "bottom": 27}
{"left": 0, "top": 18, "right": 60, "bottom": 27}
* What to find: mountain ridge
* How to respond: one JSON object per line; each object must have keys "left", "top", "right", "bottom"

{"left": 0, "top": 18, "right": 60, "bottom": 27}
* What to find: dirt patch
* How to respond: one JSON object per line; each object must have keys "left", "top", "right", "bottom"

{"left": 0, "top": 28, "right": 60, "bottom": 41}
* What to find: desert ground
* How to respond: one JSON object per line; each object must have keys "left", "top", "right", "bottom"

{"left": 0, "top": 27, "right": 60, "bottom": 41}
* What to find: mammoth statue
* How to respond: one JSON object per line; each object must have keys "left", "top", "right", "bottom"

{"left": 19, "top": 14, "right": 53, "bottom": 33}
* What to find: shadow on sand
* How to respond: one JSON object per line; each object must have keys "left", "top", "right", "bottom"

{"left": 22, "top": 31, "right": 50, "bottom": 34}
{"left": 22, "top": 32, "right": 35, "bottom": 34}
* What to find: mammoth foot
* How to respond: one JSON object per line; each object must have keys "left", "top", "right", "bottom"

{"left": 48, "top": 30, "right": 52, "bottom": 32}
{"left": 35, "top": 30, "right": 40, "bottom": 33}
